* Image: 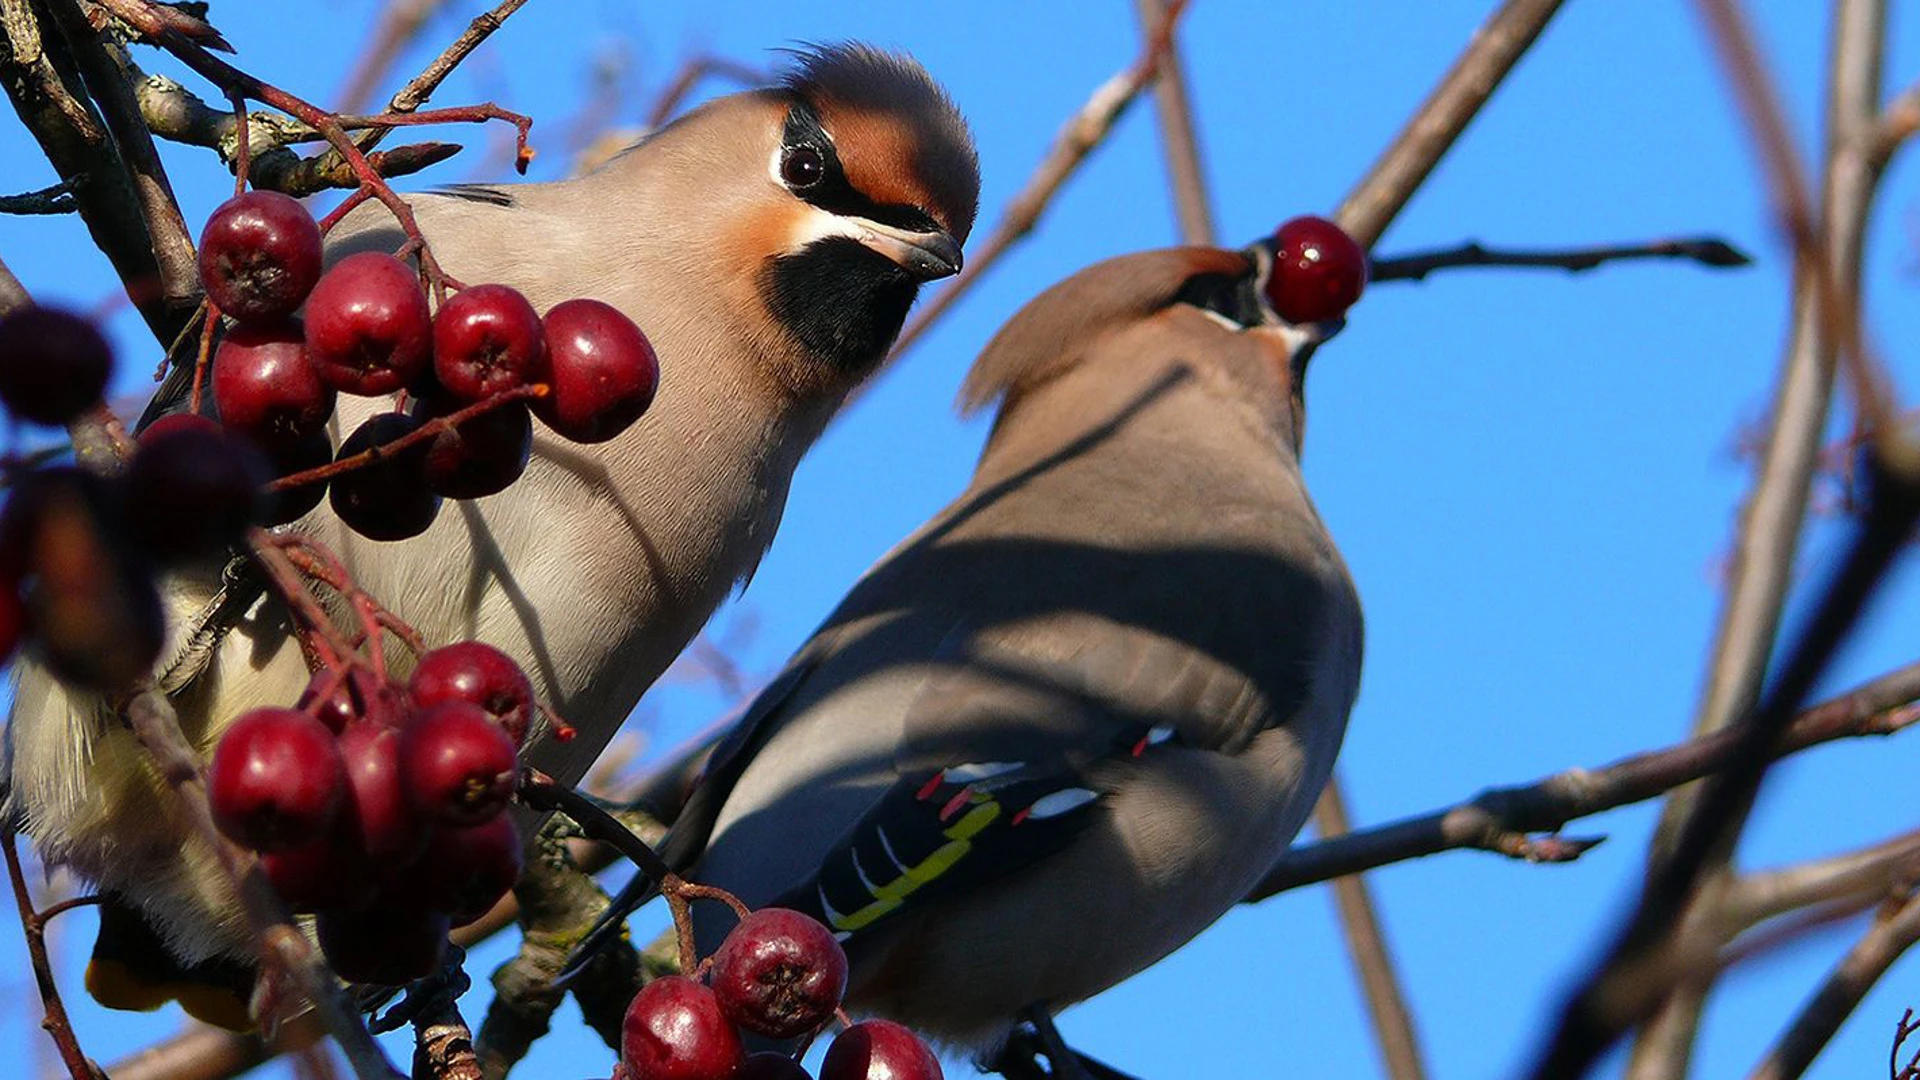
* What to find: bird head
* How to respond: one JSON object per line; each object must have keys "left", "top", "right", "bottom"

{"left": 959, "top": 246, "right": 1333, "bottom": 456}
{"left": 612, "top": 44, "right": 978, "bottom": 397}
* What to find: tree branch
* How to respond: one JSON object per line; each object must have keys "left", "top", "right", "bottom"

{"left": 1748, "top": 890, "right": 1920, "bottom": 1080}
{"left": 1132, "top": 0, "right": 1211, "bottom": 246}
{"left": 1369, "top": 236, "right": 1751, "bottom": 283}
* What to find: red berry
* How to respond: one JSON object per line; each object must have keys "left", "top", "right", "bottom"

{"left": 399, "top": 701, "right": 520, "bottom": 826}
{"left": 534, "top": 298, "right": 659, "bottom": 444}
{"left": 619, "top": 976, "right": 744, "bottom": 1080}
{"left": 12, "top": 468, "right": 163, "bottom": 691}
{"left": 213, "top": 320, "right": 334, "bottom": 445}
{"left": 711, "top": 908, "right": 848, "bottom": 1039}
{"left": 1264, "top": 215, "right": 1367, "bottom": 324}
{"left": 256, "top": 427, "right": 332, "bottom": 526}
{"left": 433, "top": 284, "right": 545, "bottom": 402}
{"left": 297, "top": 667, "right": 407, "bottom": 734}
{"left": 261, "top": 827, "right": 376, "bottom": 912}
{"left": 304, "top": 252, "right": 432, "bottom": 396}
{"left": 414, "top": 391, "right": 533, "bottom": 500}
{"left": 737, "top": 1052, "right": 812, "bottom": 1080}
{"left": 407, "top": 641, "right": 535, "bottom": 746}
{"left": 820, "top": 1020, "right": 943, "bottom": 1080}
{"left": 207, "top": 707, "right": 345, "bottom": 852}
{"left": 337, "top": 720, "right": 430, "bottom": 868}
{"left": 329, "top": 412, "right": 441, "bottom": 541}
{"left": 197, "top": 191, "right": 323, "bottom": 323}
{"left": 0, "top": 572, "right": 22, "bottom": 667}
{"left": 316, "top": 904, "right": 448, "bottom": 986}
{"left": 0, "top": 306, "right": 114, "bottom": 426}
{"left": 408, "top": 815, "right": 522, "bottom": 926}
{"left": 125, "top": 420, "right": 269, "bottom": 563}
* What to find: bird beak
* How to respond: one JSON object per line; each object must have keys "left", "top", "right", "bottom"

{"left": 851, "top": 219, "right": 964, "bottom": 281}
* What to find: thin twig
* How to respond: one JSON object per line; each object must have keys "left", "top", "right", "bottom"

{"left": 1311, "top": 780, "right": 1428, "bottom": 1080}
{"left": 4, "top": 829, "right": 104, "bottom": 1080}
{"left": 334, "top": 0, "right": 451, "bottom": 114}
{"left": 1249, "top": 657, "right": 1920, "bottom": 899}
{"left": 1335, "top": 0, "right": 1569, "bottom": 249}
{"left": 1369, "top": 236, "right": 1751, "bottom": 283}
{"left": 1749, "top": 890, "right": 1920, "bottom": 1080}
{"left": 1132, "top": 0, "right": 1211, "bottom": 245}
{"left": 0, "top": 176, "right": 78, "bottom": 214}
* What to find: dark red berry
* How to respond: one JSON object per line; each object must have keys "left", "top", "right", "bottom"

{"left": 409, "top": 815, "right": 522, "bottom": 926}
{"left": 737, "top": 1052, "right": 812, "bottom": 1080}
{"left": 262, "top": 827, "right": 376, "bottom": 912}
{"left": 711, "top": 908, "right": 848, "bottom": 1039}
{"left": 207, "top": 707, "right": 345, "bottom": 852}
{"left": 399, "top": 701, "right": 519, "bottom": 826}
{"left": 125, "top": 420, "right": 270, "bottom": 563}
{"left": 820, "top": 1020, "right": 943, "bottom": 1080}
{"left": 433, "top": 284, "right": 545, "bottom": 402}
{"left": 1264, "top": 215, "right": 1368, "bottom": 325}
{"left": 198, "top": 191, "right": 323, "bottom": 323}
{"left": 534, "top": 298, "right": 658, "bottom": 444}
{"left": 256, "top": 427, "right": 332, "bottom": 526}
{"left": 0, "top": 306, "right": 114, "bottom": 426}
{"left": 0, "top": 572, "right": 22, "bottom": 666}
{"left": 619, "top": 976, "right": 744, "bottom": 1080}
{"left": 139, "top": 413, "right": 221, "bottom": 442}
{"left": 414, "top": 391, "right": 533, "bottom": 500}
{"left": 329, "top": 412, "right": 441, "bottom": 541}
{"left": 304, "top": 252, "right": 432, "bottom": 396}
{"left": 407, "top": 641, "right": 535, "bottom": 746}
{"left": 12, "top": 468, "right": 163, "bottom": 691}
{"left": 315, "top": 904, "right": 448, "bottom": 986}
{"left": 213, "top": 320, "right": 334, "bottom": 445}
{"left": 337, "top": 720, "right": 430, "bottom": 868}
{"left": 297, "top": 666, "right": 408, "bottom": 733}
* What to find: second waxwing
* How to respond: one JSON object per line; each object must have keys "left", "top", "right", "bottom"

{"left": 605, "top": 242, "right": 1364, "bottom": 1058}
{"left": 2, "top": 43, "right": 979, "bottom": 1025}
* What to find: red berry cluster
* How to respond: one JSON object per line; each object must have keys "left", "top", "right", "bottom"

{"left": 0, "top": 308, "right": 259, "bottom": 687}
{"left": 207, "top": 641, "right": 534, "bottom": 985}
{"left": 200, "top": 190, "right": 661, "bottom": 542}
{"left": 1264, "top": 214, "right": 1368, "bottom": 324}
{"left": 614, "top": 908, "right": 941, "bottom": 1080}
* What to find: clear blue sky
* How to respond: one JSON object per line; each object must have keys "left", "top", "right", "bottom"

{"left": 2, "top": 2, "right": 1918, "bottom": 1078}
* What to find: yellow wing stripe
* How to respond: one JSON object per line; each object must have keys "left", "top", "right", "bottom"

{"left": 825, "top": 792, "right": 1004, "bottom": 933}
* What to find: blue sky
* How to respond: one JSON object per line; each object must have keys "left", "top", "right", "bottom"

{"left": 2, "top": 2, "right": 1918, "bottom": 1078}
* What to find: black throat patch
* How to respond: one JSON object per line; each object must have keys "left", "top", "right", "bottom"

{"left": 762, "top": 236, "right": 920, "bottom": 375}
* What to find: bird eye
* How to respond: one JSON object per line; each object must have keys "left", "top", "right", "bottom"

{"left": 781, "top": 147, "right": 825, "bottom": 190}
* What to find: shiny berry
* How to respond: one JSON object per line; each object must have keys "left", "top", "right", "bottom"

{"left": 711, "top": 908, "right": 848, "bottom": 1039}
{"left": 207, "top": 707, "right": 345, "bottom": 852}
{"left": 409, "top": 815, "right": 522, "bottom": 926}
{"left": 316, "top": 904, "right": 448, "bottom": 985}
{"left": 737, "top": 1053, "right": 812, "bottom": 1080}
{"left": 337, "top": 720, "right": 430, "bottom": 868}
{"left": 619, "top": 976, "right": 744, "bottom": 1080}
{"left": 1264, "top": 215, "right": 1367, "bottom": 324}
{"left": 304, "top": 252, "right": 432, "bottom": 396}
{"left": 329, "top": 412, "right": 441, "bottom": 541}
{"left": 213, "top": 320, "right": 334, "bottom": 445}
{"left": 125, "top": 419, "right": 269, "bottom": 563}
{"left": 433, "top": 284, "right": 545, "bottom": 401}
{"left": 197, "top": 191, "right": 323, "bottom": 323}
{"left": 534, "top": 298, "right": 658, "bottom": 444}
{"left": 414, "top": 390, "right": 533, "bottom": 500}
{"left": 821, "top": 1020, "right": 943, "bottom": 1080}
{"left": 262, "top": 827, "right": 376, "bottom": 912}
{"left": 0, "top": 306, "right": 114, "bottom": 426}
{"left": 399, "top": 701, "right": 519, "bottom": 826}
{"left": 407, "top": 641, "right": 535, "bottom": 746}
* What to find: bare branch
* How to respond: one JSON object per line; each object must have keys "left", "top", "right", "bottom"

{"left": 333, "top": 0, "right": 450, "bottom": 114}
{"left": 0, "top": 176, "right": 78, "bottom": 214}
{"left": 1728, "top": 830, "right": 1920, "bottom": 930}
{"left": 1249, "top": 657, "right": 1920, "bottom": 899}
{"left": 1369, "top": 236, "right": 1751, "bottom": 283}
{"left": 1133, "top": 0, "right": 1212, "bottom": 245}
{"left": 1335, "top": 0, "right": 1568, "bottom": 249}
{"left": 5, "top": 829, "right": 106, "bottom": 1080}
{"left": 1749, "top": 891, "right": 1920, "bottom": 1080}
{"left": 1312, "top": 779, "right": 1428, "bottom": 1080}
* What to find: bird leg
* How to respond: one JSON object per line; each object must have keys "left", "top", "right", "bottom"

{"left": 987, "top": 1007, "right": 1142, "bottom": 1080}
{"left": 367, "top": 943, "right": 471, "bottom": 1034}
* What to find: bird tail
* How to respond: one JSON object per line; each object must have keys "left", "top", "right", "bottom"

{"left": 84, "top": 893, "right": 256, "bottom": 1032}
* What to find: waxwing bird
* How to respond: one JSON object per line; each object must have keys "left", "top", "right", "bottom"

{"left": 2, "top": 43, "right": 978, "bottom": 1026}
{"left": 599, "top": 241, "right": 1364, "bottom": 1060}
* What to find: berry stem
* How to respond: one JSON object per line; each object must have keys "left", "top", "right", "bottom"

{"left": 269, "top": 382, "right": 545, "bottom": 493}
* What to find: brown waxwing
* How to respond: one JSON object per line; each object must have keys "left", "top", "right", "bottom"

{"left": 2, "top": 43, "right": 978, "bottom": 1026}
{"left": 608, "top": 243, "right": 1364, "bottom": 1059}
